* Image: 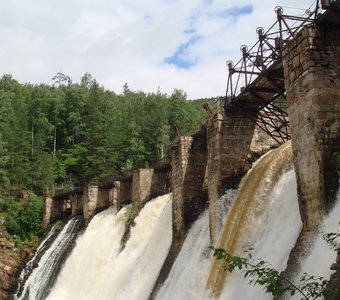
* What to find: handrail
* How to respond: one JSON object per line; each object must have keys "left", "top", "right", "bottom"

{"left": 224, "top": 5, "right": 317, "bottom": 108}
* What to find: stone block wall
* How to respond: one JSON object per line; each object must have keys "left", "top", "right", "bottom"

{"left": 43, "top": 197, "right": 53, "bottom": 229}
{"left": 71, "top": 193, "right": 83, "bottom": 216}
{"left": 171, "top": 136, "right": 192, "bottom": 243}
{"left": 119, "top": 180, "right": 132, "bottom": 206}
{"left": 132, "top": 169, "right": 154, "bottom": 207}
{"left": 83, "top": 185, "right": 112, "bottom": 225}
{"left": 152, "top": 169, "right": 172, "bottom": 198}
{"left": 52, "top": 199, "right": 67, "bottom": 222}
{"left": 171, "top": 132, "right": 207, "bottom": 244}
{"left": 112, "top": 181, "right": 120, "bottom": 208}
{"left": 283, "top": 24, "right": 340, "bottom": 228}
{"left": 83, "top": 185, "right": 98, "bottom": 226}
{"left": 44, "top": 192, "right": 82, "bottom": 228}
{"left": 206, "top": 112, "right": 256, "bottom": 243}
{"left": 281, "top": 23, "right": 340, "bottom": 278}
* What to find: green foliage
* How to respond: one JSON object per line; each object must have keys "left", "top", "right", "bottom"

{"left": 123, "top": 204, "right": 135, "bottom": 229}
{"left": 14, "top": 235, "right": 39, "bottom": 252}
{"left": 0, "top": 73, "right": 218, "bottom": 242}
{"left": 210, "top": 246, "right": 333, "bottom": 299}
{"left": 323, "top": 230, "right": 340, "bottom": 250}
{"left": 54, "top": 220, "right": 64, "bottom": 232}
{"left": 0, "top": 133, "right": 10, "bottom": 185}
{"left": 0, "top": 73, "right": 217, "bottom": 189}
{"left": 0, "top": 191, "right": 43, "bottom": 239}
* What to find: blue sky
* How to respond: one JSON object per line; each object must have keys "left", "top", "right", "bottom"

{"left": 0, "top": 0, "right": 314, "bottom": 99}
{"left": 163, "top": 4, "right": 253, "bottom": 70}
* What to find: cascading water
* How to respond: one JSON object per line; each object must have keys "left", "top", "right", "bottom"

{"left": 14, "top": 141, "right": 337, "bottom": 300}
{"left": 155, "top": 210, "right": 211, "bottom": 300}
{"left": 46, "top": 193, "right": 172, "bottom": 300}
{"left": 14, "top": 216, "right": 83, "bottom": 300}
{"left": 290, "top": 189, "right": 340, "bottom": 300}
{"left": 14, "top": 225, "right": 56, "bottom": 296}
{"left": 207, "top": 141, "right": 303, "bottom": 299}
{"left": 217, "top": 168, "right": 302, "bottom": 300}
{"left": 155, "top": 189, "right": 237, "bottom": 300}
{"left": 45, "top": 207, "right": 126, "bottom": 299}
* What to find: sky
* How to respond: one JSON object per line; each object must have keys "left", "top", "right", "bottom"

{"left": 0, "top": 0, "right": 316, "bottom": 99}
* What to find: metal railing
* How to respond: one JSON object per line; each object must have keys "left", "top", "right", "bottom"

{"left": 225, "top": 5, "right": 318, "bottom": 107}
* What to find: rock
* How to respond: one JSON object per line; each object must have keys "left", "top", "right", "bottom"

{"left": 4, "top": 265, "right": 17, "bottom": 276}
{"left": 0, "top": 232, "right": 32, "bottom": 299}
{"left": 336, "top": 251, "right": 340, "bottom": 264}
{"left": 331, "top": 263, "right": 340, "bottom": 270}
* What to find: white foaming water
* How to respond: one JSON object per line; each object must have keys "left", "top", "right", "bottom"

{"left": 290, "top": 188, "right": 340, "bottom": 300}
{"left": 46, "top": 207, "right": 125, "bottom": 299}
{"left": 15, "top": 225, "right": 56, "bottom": 295}
{"left": 15, "top": 217, "right": 82, "bottom": 300}
{"left": 155, "top": 210, "right": 211, "bottom": 300}
{"left": 47, "top": 193, "right": 172, "bottom": 300}
{"left": 219, "top": 169, "right": 303, "bottom": 300}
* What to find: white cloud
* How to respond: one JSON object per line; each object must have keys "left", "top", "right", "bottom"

{"left": 0, "top": 0, "right": 315, "bottom": 98}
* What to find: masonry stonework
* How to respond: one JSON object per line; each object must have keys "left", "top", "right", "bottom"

{"left": 151, "top": 132, "right": 207, "bottom": 298}
{"left": 282, "top": 23, "right": 340, "bottom": 276}
{"left": 283, "top": 24, "right": 340, "bottom": 226}
{"left": 83, "top": 185, "right": 98, "bottom": 226}
{"left": 112, "top": 181, "right": 121, "bottom": 208}
{"left": 119, "top": 180, "right": 132, "bottom": 206}
{"left": 206, "top": 112, "right": 256, "bottom": 243}
{"left": 171, "top": 132, "right": 207, "bottom": 244}
{"left": 132, "top": 169, "right": 154, "bottom": 207}
{"left": 71, "top": 193, "right": 83, "bottom": 216}
{"left": 43, "top": 197, "right": 53, "bottom": 229}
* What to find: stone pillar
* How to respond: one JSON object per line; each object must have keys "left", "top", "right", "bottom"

{"left": 151, "top": 133, "right": 207, "bottom": 298}
{"left": 71, "top": 193, "right": 84, "bottom": 216}
{"left": 119, "top": 180, "right": 132, "bottom": 205}
{"left": 132, "top": 168, "right": 154, "bottom": 207}
{"left": 43, "top": 197, "right": 53, "bottom": 229}
{"left": 83, "top": 185, "right": 99, "bottom": 226}
{"left": 109, "top": 188, "right": 116, "bottom": 207}
{"left": 283, "top": 24, "right": 340, "bottom": 227}
{"left": 171, "top": 132, "right": 207, "bottom": 244}
{"left": 171, "top": 137, "right": 192, "bottom": 244}
{"left": 207, "top": 112, "right": 256, "bottom": 243}
{"left": 152, "top": 168, "right": 172, "bottom": 197}
{"left": 113, "top": 181, "right": 121, "bottom": 209}
{"left": 282, "top": 23, "right": 340, "bottom": 277}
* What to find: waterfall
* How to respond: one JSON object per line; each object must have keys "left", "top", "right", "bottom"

{"left": 45, "top": 207, "right": 126, "bottom": 299}
{"left": 155, "top": 210, "right": 211, "bottom": 300}
{"left": 155, "top": 189, "right": 237, "bottom": 300}
{"left": 14, "top": 225, "right": 56, "bottom": 296}
{"left": 14, "top": 141, "right": 337, "bottom": 300}
{"left": 207, "top": 141, "right": 303, "bottom": 299}
{"left": 14, "top": 216, "right": 83, "bottom": 300}
{"left": 46, "top": 193, "right": 172, "bottom": 300}
{"left": 290, "top": 189, "right": 340, "bottom": 300}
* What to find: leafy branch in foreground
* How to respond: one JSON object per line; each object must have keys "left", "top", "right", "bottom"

{"left": 210, "top": 246, "right": 334, "bottom": 300}
{"left": 323, "top": 230, "right": 340, "bottom": 251}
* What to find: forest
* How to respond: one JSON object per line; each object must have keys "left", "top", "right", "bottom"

{"left": 0, "top": 72, "right": 218, "bottom": 242}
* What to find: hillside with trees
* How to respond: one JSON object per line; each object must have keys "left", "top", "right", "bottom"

{"left": 0, "top": 72, "right": 218, "bottom": 249}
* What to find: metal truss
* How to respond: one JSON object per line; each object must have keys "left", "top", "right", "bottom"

{"left": 224, "top": 4, "right": 321, "bottom": 144}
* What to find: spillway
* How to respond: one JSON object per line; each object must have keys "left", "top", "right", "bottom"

{"left": 155, "top": 210, "right": 211, "bottom": 300}
{"left": 13, "top": 141, "right": 338, "bottom": 300}
{"left": 14, "top": 216, "right": 83, "bottom": 300}
{"left": 46, "top": 193, "right": 172, "bottom": 300}
{"left": 290, "top": 189, "right": 340, "bottom": 300}
{"left": 207, "top": 141, "right": 303, "bottom": 299}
